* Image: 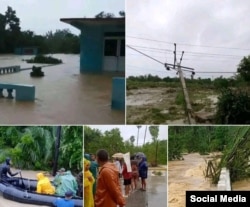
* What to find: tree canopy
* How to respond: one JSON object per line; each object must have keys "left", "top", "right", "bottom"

{"left": 84, "top": 126, "right": 167, "bottom": 166}
{"left": 95, "top": 10, "right": 125, "bottom": 18}
{"left": 0, "top": 126, "right": 83, "bottom": 174}
{"left": 0, "top": 6, "right": 80, "bottom": 54}
{"left": 168, "top": 126, "right": 250, "bottom": 183}
{"left": 237, "top": 55, "right": 250, "bottom": 82}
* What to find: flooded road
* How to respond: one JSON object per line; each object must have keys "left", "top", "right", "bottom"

{"left": 168, "top": 153, "right": 217, "bottom": 207}
{"left": 0, "top": 54, "right": 124, "bottom": 124}
{"left": 147, "top": 170, "right": 167, "bottom": 207}
{"left": 0, "top": 169, "right": 53, "bottom": 207}
{"left": 124, "top": 169, "right": 167, "bottom": 207}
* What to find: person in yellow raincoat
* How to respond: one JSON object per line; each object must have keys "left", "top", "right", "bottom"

{"left": 36, "top": 172, "right": 55, "bottom": 194}
{"left": 84, "top": 158, "right": 95, "bottom": 207}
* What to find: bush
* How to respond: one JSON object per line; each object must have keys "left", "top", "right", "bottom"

{"left": 26, "top": 55, "right": 62, "bottom": 64}
{"left": 215, "top": 88, "right": 250, "bottom": 124}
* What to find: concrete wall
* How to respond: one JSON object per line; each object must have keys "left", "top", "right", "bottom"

{"left": 111, "top": 77, "right": 125, "bottom": 110}
{"left": 217, "top": 167, "right": 231, "bottom": 191}
{"left": 14, "top": 47, "right": 38, "bottom": 55}
{"left": 79, "top": 24, "right": 124, "bottom": 73}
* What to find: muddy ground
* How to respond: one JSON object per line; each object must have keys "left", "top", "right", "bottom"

{"left": 168, "top": 153, "right": 217, "bottom": 207}
{"left": 126, "top": 87, "right": 218, "bottom": 124}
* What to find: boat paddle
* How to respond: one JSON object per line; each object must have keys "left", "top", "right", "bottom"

{"left": 17, "top": 162, "right": 25, "bottom": 189}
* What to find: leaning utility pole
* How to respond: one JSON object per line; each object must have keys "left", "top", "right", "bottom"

{"left": 177, "top": 63, "right": 195, "bottom": 124}
{"left": 173, "top": 45, "right": 195, "bottom": 124}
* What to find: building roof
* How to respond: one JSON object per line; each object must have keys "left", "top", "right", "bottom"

{"left": 60, "top": 17, "right": 125, "bottom": 30}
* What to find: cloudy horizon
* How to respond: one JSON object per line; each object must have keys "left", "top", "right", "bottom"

{"left": 126, "top": 0, "right": 250, "bottom": 79}
{"left": 86, "top": 125, "right": 168, "bottom": 146}
{"left": 0, "top": 0, "right": 125, "bottom": 35}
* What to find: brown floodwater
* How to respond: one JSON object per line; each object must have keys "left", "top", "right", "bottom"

{"left": 232, "top": 180, "right": 250, "bottom": 190}
{"left": 0, "top": 54, "right": 124, "bottom": 124}
{"left": 168, "top": 153, "right": 217, "bottom": 207}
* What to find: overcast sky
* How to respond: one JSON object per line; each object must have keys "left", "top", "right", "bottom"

{"left": 0, "top": 0, "right": 124, "bottom": 35}
{"left": 86, "top": 125, "right": 168, "bottom": 146}
{"left": 126, "top": 0, "right": 250, "bottom": 79}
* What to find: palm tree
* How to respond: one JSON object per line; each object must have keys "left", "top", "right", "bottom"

{"left": 130, "top": 135, "right": 135, "bottom": 145}
{"left": 143, "top": 126, "right": 147, "bottom": 145}
{"left": 136, "top": 125, "right": 142, "bottom": 147}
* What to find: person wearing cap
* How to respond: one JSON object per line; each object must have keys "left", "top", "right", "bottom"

{"left": 53, "top": 168, "right": 66, "bottom": 187}
{"left": 0, "top": 158, "right": 21, "bottom": 186}
{"left": 54, "top": 168, "right": 78, "bottom": 197}
{"left": 36, "top": 172, "right": 55, "bottom": 195}
{"left": 95, "top": 149, "right": 125, "bottom": 207}
{"left": 53, "top": 191, "right": 74, "bottom": 207}
{"left": 84, "top": 158, "right": 95, "bottom": 207}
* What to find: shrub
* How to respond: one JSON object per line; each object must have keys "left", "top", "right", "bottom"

{"left": 215, "top": 88, "right": 250, "bottom": 124}
{"left": 26, "top": 55, "right": 62, "bottom": 64}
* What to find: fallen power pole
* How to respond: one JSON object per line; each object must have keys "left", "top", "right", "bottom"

{"left": 173, "top": 45, "right": 196, "bottom": 124}
{"left": 127, "top": 44, "right": 196, "bottom": 124}
{"left": 177, "top": 63, "right": 195, "bottom": 124}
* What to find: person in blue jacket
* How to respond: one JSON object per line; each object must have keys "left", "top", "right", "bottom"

{"left": 138, "top": 156, "right": 148, "bottom": 191}
{"left": 53, "top": 191, "right": 74, "bottom": 207}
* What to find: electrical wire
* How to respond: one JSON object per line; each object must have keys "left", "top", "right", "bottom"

{"left": 127, "top": 35, "right": 250, "bottom": 51}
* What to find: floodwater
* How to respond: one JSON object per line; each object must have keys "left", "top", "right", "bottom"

{"left": 147, "top": 170, "right": 167, "bottom": 207}
{"left": 0, "top": 169, "right": 53, "bottom": 207}
{"left": 0, "top": 54, "right": 124, "bottom": 124}
{"left": 168, "top": 153, "right": 217, "bottom": 207}
{"left": 126, "top": 88, "right": 170, "bottom": 106}
{"left": 232, "top": 180, "right": 250, "bottom": 190}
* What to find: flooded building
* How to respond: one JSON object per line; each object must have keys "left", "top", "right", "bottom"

{"left": 60, "top": 18, "right": 125, "bottom": 73}
{"left": 60, "top": 17, "right": 125, "bottom": 110}
{"left": 14, "top": 47, "right": 38, "bottom": 55}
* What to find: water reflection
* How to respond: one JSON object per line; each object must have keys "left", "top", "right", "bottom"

{"left": 0, "top": 54, "right": 125, "bottom": 124}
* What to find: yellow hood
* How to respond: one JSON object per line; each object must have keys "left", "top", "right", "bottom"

{"left": 37, "top": 172, "right": 45, "bottom": 180}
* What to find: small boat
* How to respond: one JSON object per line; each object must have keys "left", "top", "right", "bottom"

{"left": 0, "top": 177, "right": 83, "bottom": 207}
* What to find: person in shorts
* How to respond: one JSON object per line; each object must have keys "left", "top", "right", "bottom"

{"left": 131, "top": 160, "right": 139, "bottom": 191}
{"left": 122, "top": 162, "right": 132, "bottom": 197}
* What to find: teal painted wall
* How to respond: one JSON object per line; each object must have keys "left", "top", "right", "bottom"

{"left": 80, "top": 24, "right": 124, "bottom": 73}
{"left": 111, "top": 77, "right": 125, "bottom": 110}
{"left": 14, "top": 47, "right": 38, "bottom": 55}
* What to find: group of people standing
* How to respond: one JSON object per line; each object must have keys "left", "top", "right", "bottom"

{"left": 114, "top": 154, "right": 148, "bottom": 197}
{"left": 84, "top": 149, "right": 148, "bottom": 207}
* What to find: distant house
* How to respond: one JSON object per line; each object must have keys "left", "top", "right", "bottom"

{"left": 60, "top": 18, "right": 125, "bottom": 73}
{"left": 14, "top": 47, "right": 38, "bottom": 55}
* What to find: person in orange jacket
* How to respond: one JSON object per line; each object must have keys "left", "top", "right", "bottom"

{"left": 95, "top": 149, "right": 125, "bottom": 207}
{"left": 36, "top": 172, "right": 55, "bottom": 195}
{"left": 84, "top": 158, "right": 95, "bottom": 207}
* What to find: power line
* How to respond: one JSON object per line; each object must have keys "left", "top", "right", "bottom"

{"left": 127, "top": 45, "right": 195, "bottom": 71}
{"left": 126, "top": 45, "right": 165, "bottom": 65}
{"left": 128, "top": 44, "right": 245, "bottom": 58}
{"left": 127, "top": 35, "right": 250, "bottom": 51}
{"left": 127, "top": 65, "right": 237, "bottom": 74}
